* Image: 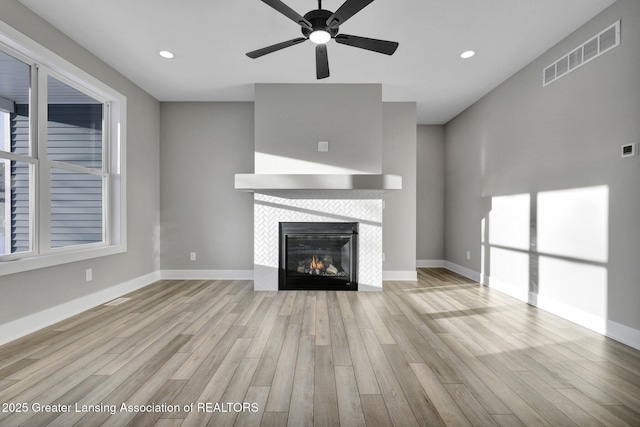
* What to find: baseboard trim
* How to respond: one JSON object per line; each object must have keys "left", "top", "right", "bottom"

{"left": 162, "top": 269, "right": 421, "bottom": 282}
{"left": 382, "top": 270, "right": 418, "bottom": 281}
{"left": 160, "top": 269, "right": 254, "bottom": 280}
{"left": 482, "top": 274, "right": 529, "bottom": 301}
{"left": 533, "top": 292, "right": 640, "bottom": 351}
{"left": 443, "top": 261, "right": 482, "bottom": 282}
{"left": 607, "top": 320, "right": 640, "bottom": 351}
{"left": 534, "top": 292, "right": 607, "bottom": 336}
{"left": 416, "top": 259, "right": 445, "bottom": 268}
{"left": 440, "top": 264, "right": 640, "bottom": 351}
{"left": 0, "top": 271, "right": 160, "bottom": 346}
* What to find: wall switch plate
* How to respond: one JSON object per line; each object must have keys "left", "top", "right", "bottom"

{"left": 190, "top": 252, "right": 197, "bottom": 261}
{"left": 318, "top": 141, "right": 329, "bottom": 152}
{"left": 86, "top": 268, "right": 93, "bottom": 282}
{"left": 466, "top": 251, "right": 471, "bottom": 260}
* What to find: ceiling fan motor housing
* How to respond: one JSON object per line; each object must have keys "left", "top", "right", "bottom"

{"left": 302, "top": 9, "right": 339, "bottom": 39}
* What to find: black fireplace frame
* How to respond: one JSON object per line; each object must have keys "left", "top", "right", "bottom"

{"left": 279, "top": 222, "right": 358, "bottom": 291}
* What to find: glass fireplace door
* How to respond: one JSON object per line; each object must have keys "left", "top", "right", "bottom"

{"left": 279, "top": 222, "right": 358, "bottom": 290}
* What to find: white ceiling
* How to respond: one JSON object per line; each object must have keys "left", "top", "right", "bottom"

{"left": 19, "top": 0, "right": 616, "bottom": 124}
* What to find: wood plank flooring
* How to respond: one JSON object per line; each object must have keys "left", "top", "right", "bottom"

{"left": 1, "top": 268, "right": 639, "bottom": 426}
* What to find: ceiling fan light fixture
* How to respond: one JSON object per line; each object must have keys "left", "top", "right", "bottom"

{"left": 247, "top": 0, "right": 399, "bottom": 79}
{"left": 310, "top": 30, "right": 331, "bottom": 44}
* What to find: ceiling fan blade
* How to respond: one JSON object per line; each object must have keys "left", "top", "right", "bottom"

{"left": 326, "top": 0, "right": 374, "bottom": 29}
{"left": 262, "top": 0, "right": 312, "bottom": 29}
{"left": 316, "top": 44, "right": 330, "bottom": 79}
{"left": 335, "top": 34, "right": 399, "bottom": 55}
{"left": 246, "top": 37, "right": 307, "bottom": 58}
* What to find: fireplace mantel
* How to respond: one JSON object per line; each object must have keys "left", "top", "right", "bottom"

{"left": 234, "top": 174, "right": 402, "bottom": 191}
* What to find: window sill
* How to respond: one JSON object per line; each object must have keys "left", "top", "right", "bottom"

{"left": 0, "top": 244, "right": 126, "bottom": 277}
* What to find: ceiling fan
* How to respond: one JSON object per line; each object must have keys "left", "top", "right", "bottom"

{"left": 246, "top": 0, "right": 399, "bottom": 79}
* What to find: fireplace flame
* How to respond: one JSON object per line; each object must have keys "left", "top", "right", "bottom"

{"left": 310, "top": 256, "right": 324, "bottom": 270}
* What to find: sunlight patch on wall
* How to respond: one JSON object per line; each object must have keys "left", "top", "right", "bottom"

{"left": 489, "top": 246, "right": 530, "bottom": 299}
{"left": 482, "top": 193, "right": 530, "bottom": 292}
{"left": 488, "top": 193, "right": 530, "bottom": 250}
{"left": 538, "top": 256, "right": 608, "bottom": 319}
{"left": 538, "top": 185, "right": 609, "bottom": 263}
{"left": 482, "top": 186, "right": 610, "bottom": 330}
{"left": 255, "top": 152, "right": 371, "bottom": 175}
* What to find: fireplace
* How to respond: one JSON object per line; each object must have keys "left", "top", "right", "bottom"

{"left": 279, "top": 222, "right": 358, "bottom": 291}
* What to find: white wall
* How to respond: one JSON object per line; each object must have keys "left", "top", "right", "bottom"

{"left": 444, "top": 0, "right": 640, "bottom": 347}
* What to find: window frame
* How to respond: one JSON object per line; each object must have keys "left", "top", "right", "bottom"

{"left": 44, "top": 70, "right": 110, "bottom": 252}
{"left": 0, "top": 21, "right": 126, "bottom": 276}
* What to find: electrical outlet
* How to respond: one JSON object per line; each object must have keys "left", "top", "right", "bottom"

{"left": 86, "top": 268, "right": 93, "bottom": 282}
{"left": 190, "top": 252, "right": 197, "bottom": 261}
{"left": 466, "top": 251, "right": 471, "bottom": 260}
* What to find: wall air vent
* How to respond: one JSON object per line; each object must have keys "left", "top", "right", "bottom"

{"left": 543, "top": 20, "right": 620, "bottom": 87}
{"left": 621, "top": 143, "right": 637, "bottom": 158}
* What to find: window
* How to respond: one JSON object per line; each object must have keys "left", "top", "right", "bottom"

{"left": 0, "top": 48, "right": 33, "bottom": 256}
{"left": 0, "top": 24, "right": 126, "bottom": 275}
{"left": 47, "top": 75, "right": 106, "bottom": 249}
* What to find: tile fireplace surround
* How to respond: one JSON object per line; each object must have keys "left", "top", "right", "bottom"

{"left": 253, "top": 191, "right": 383, "bottom": 291}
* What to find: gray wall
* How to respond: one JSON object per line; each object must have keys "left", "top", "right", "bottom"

{"left": 444, "top": 0, "right": 640, "bottom": 333}
{"left": 255, "top": 84, "right": 382, "bottom": 174}
{"left": 416, "top": 125, "right": 445, "bottom": 262}
{"left": 160, "top": 102, "right": 254, "bottom": 271}
{"left": 382, "top": 103, "right": 417, "bottom": 273}
{"left": 160, "top": 99, "right": 417, "bottom": 275}
{"left": 0, "top": 1, "right": 160, "bottom": 324}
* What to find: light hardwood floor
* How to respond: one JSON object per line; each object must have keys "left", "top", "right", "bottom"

{"left": 1, "top": 268, "right": 639, "bottom": 426}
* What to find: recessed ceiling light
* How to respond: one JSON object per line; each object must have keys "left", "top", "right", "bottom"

{"left": 159, "top": 50, "right": 175, "bottom": 59}
{"left": 460, "top": 50, "right": 475, "bottom": 59}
